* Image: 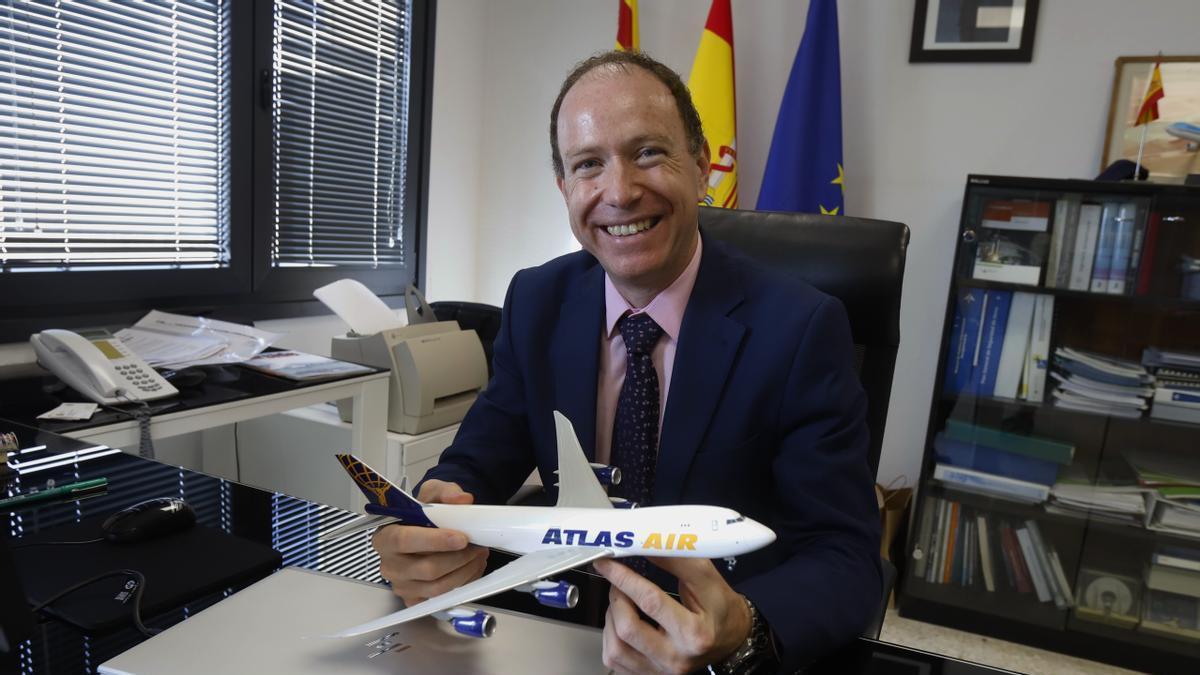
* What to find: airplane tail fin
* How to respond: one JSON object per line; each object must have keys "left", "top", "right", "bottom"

{"left": 335, "top": 454, "right": 435, "bottom": 527}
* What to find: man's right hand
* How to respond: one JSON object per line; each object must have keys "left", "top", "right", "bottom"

{"left": 371, "top": 479, "right": 489, "bottom": 606}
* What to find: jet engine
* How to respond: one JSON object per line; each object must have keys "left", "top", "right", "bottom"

{"left": 520, "top": 580, "right": 579, "bottom": 609}
{"left": 443, "top": 608, "right": 495, "bottom": 638}
{"left": 590, "top": 463, "right": 622, "bottom": 487}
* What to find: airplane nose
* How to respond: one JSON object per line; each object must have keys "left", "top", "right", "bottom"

{"left": 756, "top": 522, "right": 777, "bottom": 546}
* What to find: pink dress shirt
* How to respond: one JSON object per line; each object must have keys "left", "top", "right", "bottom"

{"left": 594, "top": 238, "right": 703, "bottom": 465}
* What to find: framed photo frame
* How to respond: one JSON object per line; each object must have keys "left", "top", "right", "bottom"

{"left": 909, "top": 0, "right": 1039, "bottom": 63}
{"left": 1102, "top": 56, "right": 1200, "bottom": 179}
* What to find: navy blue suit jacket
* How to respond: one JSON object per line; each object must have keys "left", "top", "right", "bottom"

{"left": 423, "top": 235, "right": 882, "bottom": 670}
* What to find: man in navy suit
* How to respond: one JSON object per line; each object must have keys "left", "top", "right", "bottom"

{"left": 372, "top": 50, "right": 881, "bottom": 674}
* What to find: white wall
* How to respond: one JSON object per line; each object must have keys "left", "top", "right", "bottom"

{"left": 425, "top": 0, "right": 1200, "bottom": 484}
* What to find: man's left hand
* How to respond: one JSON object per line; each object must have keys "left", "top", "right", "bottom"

{"left": 594, "top": 557, "right": 752, "bottom": 675}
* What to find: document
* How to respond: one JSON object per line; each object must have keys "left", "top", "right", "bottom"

{"left": 313, "top": 279, "right": 403, "bottom": 336}
{"left": 116, "top": 310, "right": 282, "bottom": 369}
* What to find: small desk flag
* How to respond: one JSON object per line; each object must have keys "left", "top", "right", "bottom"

{"left": 616, "top": 0, "right": 638, "bottom": 51}
{"left": 757, "top": 0, "right": 844, "bottom": 216}
{"left": 1134, "top": 59, "right": 1164, "bottom": 126}
{"left": 687, "top": 0, "right": 738, "bottom": 209}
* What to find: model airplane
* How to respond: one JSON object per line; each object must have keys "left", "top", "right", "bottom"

{"left": 323, "top": 411, "right": 776, "bottom": 639}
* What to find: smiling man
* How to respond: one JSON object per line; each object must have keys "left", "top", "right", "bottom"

{"left": 371, "top": 50, "right": 881, "bottom": 674}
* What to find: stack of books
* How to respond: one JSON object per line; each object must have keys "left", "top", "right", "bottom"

{"left": 932, "top": 419, "right": 1074, "bottom": 504}
{"left": 942, "top": 289, "right": 1054, "bottom": 402}
{"left": 1143, "top": 347, "right": 1200, "bottom": 425}
{"left": 1050, "top": 347, "right": 1153, "bottom": 418}
{"left": 911, "top": 499, "right": 1074, "bottom": 609}
{"left": 1047, "top": 462, "right": 1147, "bottom": 526}
{"left": 1141, "top": 547, "right": 1200, "bottom": 643}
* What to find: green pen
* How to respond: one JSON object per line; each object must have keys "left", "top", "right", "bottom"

{"left": 0, "top": 478, "right": 108, "bottom": 510}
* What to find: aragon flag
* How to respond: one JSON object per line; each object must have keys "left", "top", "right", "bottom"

{"left": 616, "top": 0, "right": 638, "bottom": 51}
{"left": 687, "top": 0, "right": 738, "bottom": 209}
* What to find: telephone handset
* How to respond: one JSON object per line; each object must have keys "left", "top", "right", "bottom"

{"left": 30, "top": 329, "right": 178, "bottom": 405}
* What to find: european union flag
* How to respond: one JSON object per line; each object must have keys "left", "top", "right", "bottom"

{"left": 756, "top": 0, "right": 844, "bottom": 215}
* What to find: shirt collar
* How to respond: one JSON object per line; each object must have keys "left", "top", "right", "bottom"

{"left": 604, "top": 236, "right": 703, "bottom": 342}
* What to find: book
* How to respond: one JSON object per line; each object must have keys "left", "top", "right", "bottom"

{"left": 973, "top": 200, "right": 1050, "bottom": 286}
{"left": 944, "top": 419, "right": 1074, "bottom": 465}
{"left": 1016, "top": 527, "right": 1052, "bottom": 602}
{"left": 1001, "top": 523, "right": 1034, "bottom": 594}
{"left": 943, "top": 501, "right": 961, "bottom": 584}
{"left": 933, "top": 463, "right": 1052, "bottom": 504}
{"left": 1025, "top": 520, "right": 1070, "bottom": 609}
{"left": 1023, "top": 293, "right": 1054, "bottom": 402}
{"left": 1090, "top": 203, "right": 1121, "bottom": 293}
{"left": 1122, "top": 204, "right": 1147, "bottom": 294}
{"left": 1045, "top": 196, "right": 1080, "bottom": 289}
{"left": 1154, "top": 547, "right": 1200, "bottom": 573}
{"left": 1135, "top": 212, "right": 1162, "bottom": 295}
{"left": 943, "top": 288, "right": 986, "bottom": 395}
{"left": 911, "top": 496, "right": 939, "bottom": 579}
{"left": 1149, "top": 402, "right": 1200, "bottom": 425}
{"left": 976, "top": 513, "right": 996, "bottom": 592}
{"left": 1107, "top": 203, "right": 1139, "bottom": 294}
{"left": 1155, "top": 387, "right": 1200, "bottom": 410}
{"left": 973, "top": 290, "right": 1012, "bottom": 397}
{"left": 1068, "top": 203, "right": 1102, "bottom": 291}
{"left": 1147, "top": 564, "right": 1200, "bottom": 598}
{"left": 933, "top": 433, "right": 1061, "bottom": 486}
{"left": 993, "top": 291, "right": 1036, "bottom": 399}
{"left": 240, "top": 350, "right": 375, "bottom": 381}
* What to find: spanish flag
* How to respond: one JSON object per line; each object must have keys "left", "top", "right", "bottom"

{"left": 616, "top": 0, "right": 638, "bottom": 51}
{"left": 687, "top": 0, "right": 738, "bottom": 209}
{"left": 1134, "top": 59, "right": 1164, "bottom": 126}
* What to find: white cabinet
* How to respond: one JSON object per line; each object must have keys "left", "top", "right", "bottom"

{"left": 231, "top": 404, "right": 459, "bottom": 511}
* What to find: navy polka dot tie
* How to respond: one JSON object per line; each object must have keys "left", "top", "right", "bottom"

{"left": 610, "top": 313, "right": 664, "bottom": 509}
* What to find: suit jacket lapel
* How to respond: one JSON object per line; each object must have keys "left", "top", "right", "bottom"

{"left": 655, "top": 240, "right": 746, "bottom": 505}
{"left": 551, "top": 264, "right": 604, "bottom": 461}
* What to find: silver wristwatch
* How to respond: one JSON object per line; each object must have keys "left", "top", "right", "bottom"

{"left": 707, "top": 596, "right": 778, "bottom": 675}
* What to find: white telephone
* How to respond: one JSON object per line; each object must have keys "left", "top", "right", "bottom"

{"left": 30, "top": 329, "right": 178, "bottom": 405}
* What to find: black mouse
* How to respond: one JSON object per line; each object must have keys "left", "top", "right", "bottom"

{"left": 102, "top": 497, "right": 196, "bottom": 544}
{"left": 161, "top": 368, "right": 207, "bottom": 388}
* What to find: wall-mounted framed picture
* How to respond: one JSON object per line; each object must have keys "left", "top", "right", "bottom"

{"left": 1102, "top": 56, "right": 1200, "bottom": 179}
{"left": 909, "top": 0, "right": 1039, "bottom": 63}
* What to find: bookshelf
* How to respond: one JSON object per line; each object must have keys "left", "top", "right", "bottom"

{"left": 899, "top": 175, "right": 1200, "bottom": 674}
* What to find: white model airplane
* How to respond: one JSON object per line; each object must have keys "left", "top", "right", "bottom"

{"left": 323, "top": 411, "right": 776, "bottom": 639}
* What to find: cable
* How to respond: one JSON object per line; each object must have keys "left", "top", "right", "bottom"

{"left": 101, "top": 399, "right": 156, "bottom": 460}
{"left": 31, "top": 569, "right": 160, "bottom": 638}
{"left": 10, "top": 537, "right": 104, "bottom": 549}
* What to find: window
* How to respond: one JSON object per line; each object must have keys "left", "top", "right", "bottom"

{"left": 0, "top": 0, "right": 432, "bottom": 339}
{"left": 1, "top": 1, "right": 232, "bottom": 272}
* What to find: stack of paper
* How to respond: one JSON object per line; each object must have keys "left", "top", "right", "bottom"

{"left": 1047, "top": 461, "right": 1148, "bottom": 525}
{"left": 116, "top": 310, "right": 282, "bottom": 369}
{"left": 1126, "top": 447, "right": 1200, "bottom": 539}
{"left": 1050, "top": 347, "right": 1153, "bottom": 418}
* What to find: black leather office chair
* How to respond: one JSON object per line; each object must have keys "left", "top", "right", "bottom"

{"left": 698, "top": 206, "right": 910, "bottom": 641}
{"left": 430, "top": 301, "right": 504, "bottom": 379}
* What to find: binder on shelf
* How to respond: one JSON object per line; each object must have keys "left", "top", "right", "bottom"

{"left": 1090, "top": 203, "right": 1120, "bottom": 293}
{"left": 1045, "top": 196, "right": 1081, "bottom": 289}
{"left": 1068, "top": 203, "right": 1102, "bottom": 291}
{"left": 1022, "top": 294, "right": 1054, "bottom": 402}
{"left": 943, "top": 419, "right": 1074, "bottom": 465}
{"left": 993, "top": 292, "right": 1037, "bottom": 399}
{"left": 933, "top": 463, "right": 1052, "bottom": 503}
{"left": 974, "top": 290, "right": 1012, "bottom": 397}
{"left": 1135, "top": 212, "right": 1162, "bottom": 295}
{"left": 943, "top": 288, "right": 986, "bottom": 395}
{"left": 1107, "top": 203, "right": 1139, "bottom": 294}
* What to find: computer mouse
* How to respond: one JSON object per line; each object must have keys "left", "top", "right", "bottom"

{"left": 161, "top": 367, "right": 207, "bottom": 388}
{"left": 102, "top": 497, "right": 196, "bottom": 544}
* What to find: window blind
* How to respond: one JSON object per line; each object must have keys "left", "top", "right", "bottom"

{"left": 0, "top": 0, "right": 231, "bottom": 272}
{"left": 272, "top": 0, "right": 410, "bottom": 269}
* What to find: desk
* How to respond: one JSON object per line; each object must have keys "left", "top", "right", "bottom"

{"left": 0, "top": 365, "right": 389, "bottom": 509}
{"left": 1, "top": 427, "right": 1018, "bottom": 675}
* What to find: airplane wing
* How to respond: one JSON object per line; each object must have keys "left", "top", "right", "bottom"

{"left": 317, "top": 514, "right": 395, "bottom": 542}
{"left": 552, "top": 411, "right": 615, "bottom": 509}
{"left": 330, "top": 546, "right": 614, "bottom": 638}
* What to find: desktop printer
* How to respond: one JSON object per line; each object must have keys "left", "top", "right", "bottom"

{"left": 332, "top": 321, "right": 488, "bottom": 435}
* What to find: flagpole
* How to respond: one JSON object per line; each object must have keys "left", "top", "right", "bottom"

{"left": 1133, "top": 54, "right": 1161, "bottom": 180}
